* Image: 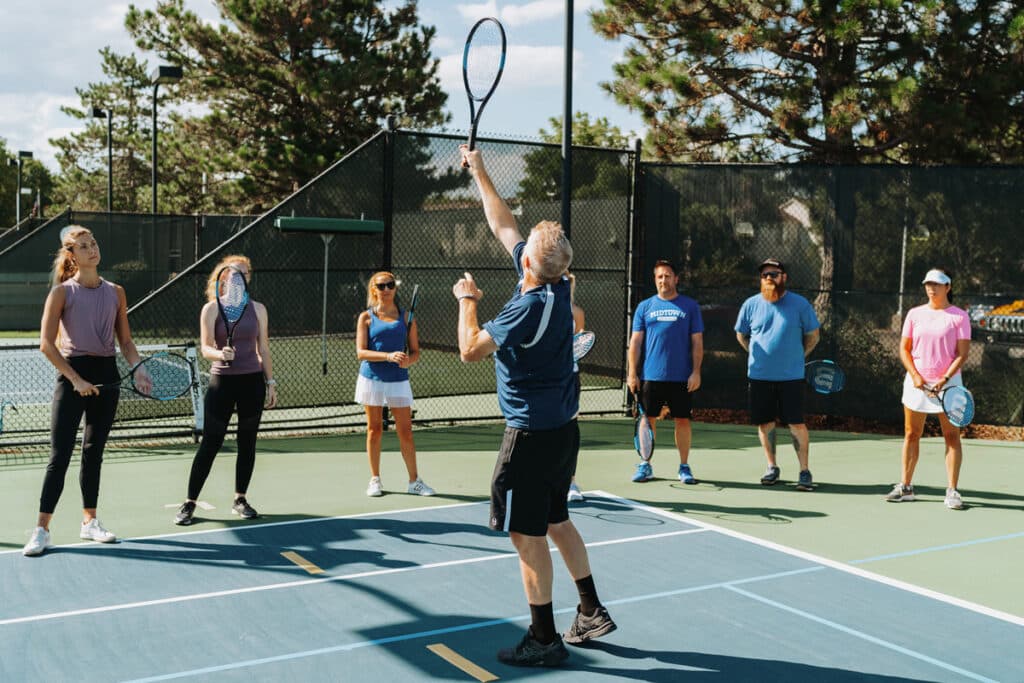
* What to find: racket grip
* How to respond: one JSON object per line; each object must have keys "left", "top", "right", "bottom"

{"left": 467, "top": 127, "right": 478, "bottom": 152}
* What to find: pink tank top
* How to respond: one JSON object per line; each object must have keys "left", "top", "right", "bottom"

{"left": 211, "top": 302, "right": 262, "bottom": 375}
{"left": 58, "top": 279, "right": 118, "bottom": 357}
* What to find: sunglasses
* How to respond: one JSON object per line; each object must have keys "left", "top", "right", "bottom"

{"left": 760, "top": 271, "right": 783, "bottom": 279}
{"left": 374, "top": 281, "right": 397, "bottom": 291}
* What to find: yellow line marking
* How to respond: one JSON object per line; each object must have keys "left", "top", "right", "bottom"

{"left": 427, "top": 643, "right": 498, "bottom": 682}
{"left": 280, "top": 551, "right": 324, "bottom": 575}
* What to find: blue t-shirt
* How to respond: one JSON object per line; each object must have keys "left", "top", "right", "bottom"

{"left": 734, "top": 292, "right": 820, "bottom": 381}
{"left": 482, "top": 242, "right": 577, "bottom": 430}
{"left": 632, "top": 294, "right": 704, "bottom": 382}
{"left": 359, "top": 308, "right": 410, "bottom": 383}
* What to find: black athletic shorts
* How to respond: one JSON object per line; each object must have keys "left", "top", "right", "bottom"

{"left": 640, "top": 380, "right": 692, "bottom": 420}
{"left": 748, "top": 379, "right": 805, "bottom": 425}
{"left": 490, "top": 420, "right": 578, "bottom": 536}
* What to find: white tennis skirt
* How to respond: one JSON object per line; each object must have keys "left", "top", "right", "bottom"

{"left": 901, "top": 372, "right": 963, "bottom": 414}
{"left": 354, "top": 375, "right": 414, "bottom": 408}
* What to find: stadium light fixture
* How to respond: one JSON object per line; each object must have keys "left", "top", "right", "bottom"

{"left": 150, "top": 65, "right": 183, "bottom": 215}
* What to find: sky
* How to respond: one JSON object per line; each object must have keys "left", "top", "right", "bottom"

{"left": 0, "top": 0, "right": 645, "bottom": 171}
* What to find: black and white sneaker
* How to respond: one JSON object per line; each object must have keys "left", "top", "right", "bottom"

{"left": 497, "top": 631, "right": 569, "bottom": 667}
{"left": 232, "top": 497, "right": 259, "bottom": 519}
{"left": 760, "top": 466, "right": 781, "bottom": 486}
{"left": 563, "top": 605, "right": 617, "bottom": 645}
{"left": 174, "top": 501, "right": 196, "bottom": 526}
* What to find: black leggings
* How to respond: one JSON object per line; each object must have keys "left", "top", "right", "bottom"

{"left": 187, "top": 373, "right": 266, "bottom": 500}
{"left": 40, "top": 356, "right": 120, "bottom": 514}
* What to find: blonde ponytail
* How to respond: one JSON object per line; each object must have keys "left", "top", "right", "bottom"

{"left": 51, "top": 226, "right": 92, "bottom": 287}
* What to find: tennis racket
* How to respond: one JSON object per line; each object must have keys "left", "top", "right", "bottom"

{"left": 929, "top": 384, "right": 975, "bottom": 428}
{"left": 462, "top": 17, "right": 506, "bottom": 157}
{"left": 215, "top": 265, "right": 250, "bottom": 367}
{"left": 573, "top": 330, "right": 596, "bottom": 362}
{"left": 0, "top": 400, "right": 16, "bottom": 434}
{"left": 95, "top": 352, "right": 194, "bottom": 401}
{"left": 405, "top": 284, "right": 420, "bottom": 354}
{"left": 805, "top": 359, "right": 846, "bottom": 394}
{"left": 632, "top": 393, "right": 655, "bottom": 462}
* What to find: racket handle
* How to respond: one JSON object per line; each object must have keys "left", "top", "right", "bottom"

{"left": 467, "top": 126, "right": 478, "bottom": 152}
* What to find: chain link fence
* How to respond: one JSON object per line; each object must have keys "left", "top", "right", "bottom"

{"left": 639, "top": 163, "right": 1024, "bottom": 427}
{"left": 2, "top": 132, "right": 1021, "bottom": 458}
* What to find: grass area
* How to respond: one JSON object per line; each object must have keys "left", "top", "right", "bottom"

{"left": 0, "top": 331, "right": 38, "bottom": 339}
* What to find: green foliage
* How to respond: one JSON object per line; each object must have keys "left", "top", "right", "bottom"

{"left": 0, "top": 141, "right": 55, "bottom": 226}
{"left": 518, "top": 113, "right": 631, "bottom": 201}
{"left": 592, "top": 1, "right": 1024, "bottom": 163}
{"left": 50, "top": 49, "right": 180, "bottom": 213}
{"left": 124, "top": 0, "right": 449, "bottom": 212}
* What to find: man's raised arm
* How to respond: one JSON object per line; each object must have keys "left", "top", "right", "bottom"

{"left": 461, "top": 145, "right": 522, "bottom": 255}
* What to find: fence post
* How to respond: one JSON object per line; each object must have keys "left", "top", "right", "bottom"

{"left": 381, "top": 118, "right": 396, "bottom": 271}
{"left": 624, "top": 138, "right": 644, "bottom": 412}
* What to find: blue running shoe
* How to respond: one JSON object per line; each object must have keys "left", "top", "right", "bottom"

{"left": 631, "top": 461, "right": 653, "bottom": 482}
{"left": 678, "top": 463, "right": 696, "bottom": 484}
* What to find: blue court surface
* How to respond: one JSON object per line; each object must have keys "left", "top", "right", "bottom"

{"left": 2, "top": 493, "right": 1021, "bottom": 682}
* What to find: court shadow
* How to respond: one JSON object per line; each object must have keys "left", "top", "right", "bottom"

{"left": 566, "top": 642, "right": 936, "bottom": 682}
{"left": 615, "top": 493, "right": 827, "bottom": 526}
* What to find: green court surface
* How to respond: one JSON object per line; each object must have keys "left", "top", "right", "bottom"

{"left": 3, "top": 419, "right": 1021, "bottom": 618}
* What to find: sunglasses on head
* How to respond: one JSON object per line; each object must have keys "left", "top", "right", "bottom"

{"left": 760, "top": 271, "right": 783, "bottom": 279}
{"left": 375, "top": 281, "right": 396, "bottom": 290}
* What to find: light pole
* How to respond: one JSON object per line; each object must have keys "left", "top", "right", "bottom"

{"left": 8, "top": 151, "right": 33, "bottom": 224}
{"left": 561, "top": 0, "right": 573, "bottom": 238}
{"left": 91, "top": 106, "right": 113, "bottom": 212}
{"left": 150, "top": 65, "right": 182, "bottom": 215}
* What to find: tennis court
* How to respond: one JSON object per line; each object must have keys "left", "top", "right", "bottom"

{"left": 2, "top": 421, "right": 1021, "bottom": 682}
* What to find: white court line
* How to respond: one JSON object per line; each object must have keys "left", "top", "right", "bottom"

{"left": 727, "top": 585, "right": 998, "bottom": 683}
{"left": 0, "top": 499, "right": 489, "bottom": 556}
{"left": 591, "top": 490, "right": 1024, "bottom": 628}
{"left": 0, "top": 527, "right": 706, "bottom": 627}
{"left": 121, "top": 563, "right": 993, "bottom": 683}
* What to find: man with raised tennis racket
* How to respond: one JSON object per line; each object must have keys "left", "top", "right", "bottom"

{"left": 626, "top": 258, "right": 704, "bottom": 484}
{"left": 735, "top": 258, "right": 820, "bottom": 491}
{"left": 454, "top": 146, "right": 616, "bottom": 667}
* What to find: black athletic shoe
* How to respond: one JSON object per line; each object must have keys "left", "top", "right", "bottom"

{"left": 760, "top": 466, "right": 781, "bottom": 486}
{"left": 174, "top": 501, "right": 196, "bottom": 526}
{"left": 232, "top": 497, "right": 259, "bottom": 519}
{"left": 497, "top": 631, "right": 569, "bottom": 667}
{"left": 563, "top": 605, "right": 617, "bottom": 645}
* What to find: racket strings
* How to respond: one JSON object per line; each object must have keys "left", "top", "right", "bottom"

{"left": 140, "top": 355, "right": 193, "bottom": 399}
{"left": 218, "top": 273, "right": 248, "bottom": 321}
{"left": 465, "top": 25, "right": 504, "bottom": 98}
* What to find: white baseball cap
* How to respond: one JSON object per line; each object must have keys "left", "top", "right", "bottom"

{"left": 922, "top": 269, "right": 951, "bottom": 285}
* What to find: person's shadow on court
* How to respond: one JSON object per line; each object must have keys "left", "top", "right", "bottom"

{"left": 566, "top": 642, "right": 936, "bottom": 682}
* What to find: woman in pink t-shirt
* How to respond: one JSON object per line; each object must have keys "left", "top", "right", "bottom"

{"left": 888, "top": 268, "right": 971, "bottom": 509}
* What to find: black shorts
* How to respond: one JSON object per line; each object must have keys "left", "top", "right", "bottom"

{"left": 748, "top": 379, "right": 805, "bottom": 425}
{"left": 490, "top": 420, "right": 578, "bottom": 536}
{"left": 640, "top": 380, "right": 692, "bottom": 419}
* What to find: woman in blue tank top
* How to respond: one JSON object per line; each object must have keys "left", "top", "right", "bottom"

{"left": 354, "top": 271, "right": 433, "bottom": 497}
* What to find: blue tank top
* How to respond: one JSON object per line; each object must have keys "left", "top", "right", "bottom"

{"left": 359, "top": 307, "right": 409, "bottom": 382}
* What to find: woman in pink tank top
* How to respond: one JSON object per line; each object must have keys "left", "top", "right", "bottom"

{"left": 23, "top": 226, "right": 149, "bottom": 557}
{"left": 889, "top": 267, "right": 971, "bottom": 509}
{"left": 172, "top": 255, "right": 277, "bottom": 526}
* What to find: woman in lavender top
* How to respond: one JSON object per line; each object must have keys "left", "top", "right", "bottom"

{"left": 23, "top": 226, "right": 149, "bottom": 557}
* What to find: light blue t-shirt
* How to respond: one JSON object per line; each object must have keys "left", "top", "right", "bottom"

{"left": 632, "top": 294, "right": 704, "bottom": 382}
{"left": 734, "top": 292, "right": 820, "bottom": 381}
{"left": 482, "top": 242, "right": 577, "bottom": 430}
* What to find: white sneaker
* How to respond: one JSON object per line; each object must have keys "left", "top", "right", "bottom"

{"left": 23, "top": 527, "right": 50, "bottom": 557}
{"left": 567, "top": 482, "right": 585, "bottom": 502}
{"left": 407, "top": 478, "right": 435, "bottom": 496}
{"left": 944, "top": 488, "right": 964, "bottom": 510}
{"left": 366, "top": 476, "right": 383, "bottom": 497}
{"left": 80, "top": 518, "right": 117, "bottom": 543}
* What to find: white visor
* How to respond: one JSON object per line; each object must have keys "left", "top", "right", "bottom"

{"left": 922, "top": 269, "right": 951, "bottom": 285}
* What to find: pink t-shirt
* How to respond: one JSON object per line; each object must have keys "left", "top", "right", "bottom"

{"left": 901, "top": 304, "right": 970, "bottom": 383}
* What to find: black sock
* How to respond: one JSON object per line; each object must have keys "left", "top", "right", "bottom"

{"left": 529, "top": 602, "right": 556, "bottom": 644}
{"left": 575, "top": 575, "right": 601, "bottom": 614}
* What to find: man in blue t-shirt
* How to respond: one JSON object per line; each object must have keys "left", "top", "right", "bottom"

{"left": 735, "top": 258, "right": 820, "bottom": 490}
{"left": 453, "top": 146, "right": 616, "bottom": 667}
{"left": 627, "top": 259, "right": 704, "bottom": 484}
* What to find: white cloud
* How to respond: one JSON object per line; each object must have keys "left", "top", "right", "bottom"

{"left": 438, "top": 44, "right": 582, "bottom": 96}
{"left": 0, "top": 92, "right": 81, "bottom": 168}
{"left": 456, "top": 0, "right": 602, "bottom": 27}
